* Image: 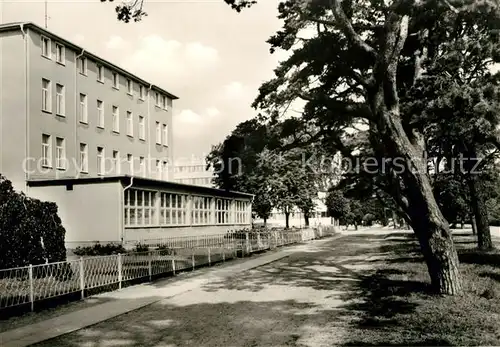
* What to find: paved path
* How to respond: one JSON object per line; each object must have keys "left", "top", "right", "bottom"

{"left": 8, "top": 230, "right": 394, "bottom": 347}
{"left": 1, "top": 235, "right": 348, "bottom": 347}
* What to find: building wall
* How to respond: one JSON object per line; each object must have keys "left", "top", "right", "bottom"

{"left": 29, "top": 179, "right": 252, "bottom": 247}
{"left": 0, "top": 26, "right": 176, "bottom": 193}
{"left": 28, "top": 181, "right": 122, "bottom": 248}
{"left": 26, "top": 29, "right": 174, "bottom": 180}
{"left": 28, "top": 28, "right": 78, "bottom": 180}
{"left": 173, "top": 162, "right": 214, "bottom": 187}
{"left": 0, "top": 30, "right": 28, "bottom": 191}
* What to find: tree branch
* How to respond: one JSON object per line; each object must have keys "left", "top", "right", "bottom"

{"left": 330, "top": 0, "right": 377, "bottom": 59}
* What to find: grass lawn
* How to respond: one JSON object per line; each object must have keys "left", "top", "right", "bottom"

{"left": 342, "top": 231, "right": 500, "bottom": 346}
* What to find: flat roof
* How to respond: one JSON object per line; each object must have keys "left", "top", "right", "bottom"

{"left": 0, "top": 22, "right": 179, "bottom": 100}
{"left": 27, "top": 175, "right": 254, "bottom": 199}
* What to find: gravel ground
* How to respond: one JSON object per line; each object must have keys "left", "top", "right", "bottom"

{"left": 32, "top": 231, "right": 391, "bottom": 347}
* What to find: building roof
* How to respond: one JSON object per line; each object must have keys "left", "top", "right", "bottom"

{"left": 27, "top": 175, "right": 254, "bottom": 199}
{"left": 0, "top": 22, "right": 179, "bottom": 100}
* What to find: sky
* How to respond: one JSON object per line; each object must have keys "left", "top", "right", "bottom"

{"left": 1, "top": 0, "right": 288, "bottom": 161}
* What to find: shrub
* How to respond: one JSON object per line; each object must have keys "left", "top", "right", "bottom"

{"left": 0, "top": 175, "right": 67, "bottom": 270}
{"left": 157, "top": 244, "right": 175, "bottom": 256}
{"left": 135, "top": 243, "right": 149, "bottom": 252}
{"left": 363, "top": 213, "right": 376, "bottom": 226}
{"left": 73, "top": 242, "right": 126, "bottom": 256}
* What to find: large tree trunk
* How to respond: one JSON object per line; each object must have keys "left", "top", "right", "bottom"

{"left": 263, "top": 217, "right": 267, "bottom": 228}
{"left": 412, "top": 218, "right": 462, "bottom": 294}
{"left": 304, "top": 213, "right": 310, "bottom": 227}
{"left": 402, "top": 175, "right": 463, "bottom": 295}
{"left": 465, "top": 155, "right": 493, "bottom": 250}
{"left": 468, "top": 176, "right": 493, "bottom": 249}
{"left": 371, "top": 96, "right": 463, "bottom": 295}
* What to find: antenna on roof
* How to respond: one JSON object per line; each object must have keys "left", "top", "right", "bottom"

{"left": 44, "top": 0, "right": 48, "bottom": 28}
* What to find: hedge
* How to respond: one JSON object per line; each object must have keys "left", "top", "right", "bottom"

{"left": 0, "top": 175, "right": 67, "bottom": 270}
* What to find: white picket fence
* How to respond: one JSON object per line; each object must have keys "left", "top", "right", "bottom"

{"left": 0, "top": 226, "right": 337, "bottom": 312}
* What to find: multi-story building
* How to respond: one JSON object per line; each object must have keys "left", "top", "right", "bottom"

{"left": 173, "top": 158, "right": 214, "bottom": 188}
{"left": 0, "top": 22, "right": 253, "bottom": 247}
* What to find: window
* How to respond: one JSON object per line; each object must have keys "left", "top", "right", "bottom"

{"left": 162, "top": 95, "right": 166, "bottom": 109}
{"left": 216, "top": 198, "right": 231, "bottom": 224}
{"left": 162, "top": 124, "right": 168, "bottom": 146}
{"left": 127, "top": 79, "right": 133, "bottom": 95}
{"left": 139, "top": 85, "right": 145, "bottom": 100}
{"left": 156, "top": 160, "right": 162, "bottom": 179}
{"left": 235, "top": 200, "right": 248, "bottom": 224}
{"left": 139, "top": 156, "right": 145, "bottom": 177}
{"left": 41, "top": 36, "right": 51, "bottom": 58}
{"left": 55, "top": 43, "right": 65, "bottom": 64}
{"left": 113, "top": 150, "right": 120, "bottom": 174}
{"left": 127, "top": 154, "right": 133, "bottom": 174}
{"left": 126, "top": 111, "right": 133, "bottom": 136}
{"left": 41, "top": 134, "right": 51, "bottom": 167}
{"left": 79, "top": 143, "right": 88, "bottom": 173}
{"left": 97, "top": 100, "right": 104, "bottom": 128}
{"left": 56, "top": 84, "right": 65, "bottom": 116}
{"left": 155, "top": 122, "right": 161, "bottom": 144}
{"left": 124, "top": 189, "right": 157, "bottom": 226}
{"left": 97, "top": 147, "right": 104, "bottom": 175}
{"left": 79, "top": 93, "right": 88, "bottom": 123}
{"left": 159, "top": 193, "right": 187, "bottom": 226}
{"left": 112, "top": 72, "right": 119, "bottom": 89}
{"left": 78, "top": 56, "right": 87, "bottom": 75}
{"left": 97, "top": 65, "right": 104, "bottom": 82}
{"left": 112, "top": 106, "right": 119, "bottom": 132}
{"left": 162, "top": 161, "right": 168, "bottom": 180}
{"left": 42, "top": 79, "right": 51, "bottom": 112}
{"left": 139, "top": 116, "right": 145, "bottom": 140}
{"left": 155, "top": 92, "right": 160, "bottom": 106}
{"left": 192, "top": 196, "right": 212, "bottom": 225}
{"left": 56, "top": 137, "right": 66, "bottom": 170}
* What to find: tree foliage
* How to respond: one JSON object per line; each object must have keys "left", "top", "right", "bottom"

{"left": 101, "top": 0, "right": 256, "bottom": 22}
{"left": 207, "top": 119, "right": 323, "bottom": 227}
{"left": 325, "top": 189, "right": 349, "bottom": 220}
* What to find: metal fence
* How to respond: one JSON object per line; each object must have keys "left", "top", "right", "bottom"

{"left": 0, "top": 226, "right": 337, "bottom": 312}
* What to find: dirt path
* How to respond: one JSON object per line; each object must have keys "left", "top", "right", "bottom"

{"left": 32, "top": 230, "right": 394, "bottom": 347}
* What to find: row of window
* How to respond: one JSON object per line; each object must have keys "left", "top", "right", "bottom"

{"left": 41, "top": 35, "right": 170, "bottom": 109}
{"left": 174, "top": 165, "right": 207, "bottom": 173}
{"left": 41, "top": 78, "right": 169, "bottom": 146}
{"left": 175, "top": 177, "right": 212, "bottom": 186}
{"left": 41, "top": 134, "right": 168, "bottom": 178}
{"left": 124, "top": 189, "right": 250, "bottom": 227}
